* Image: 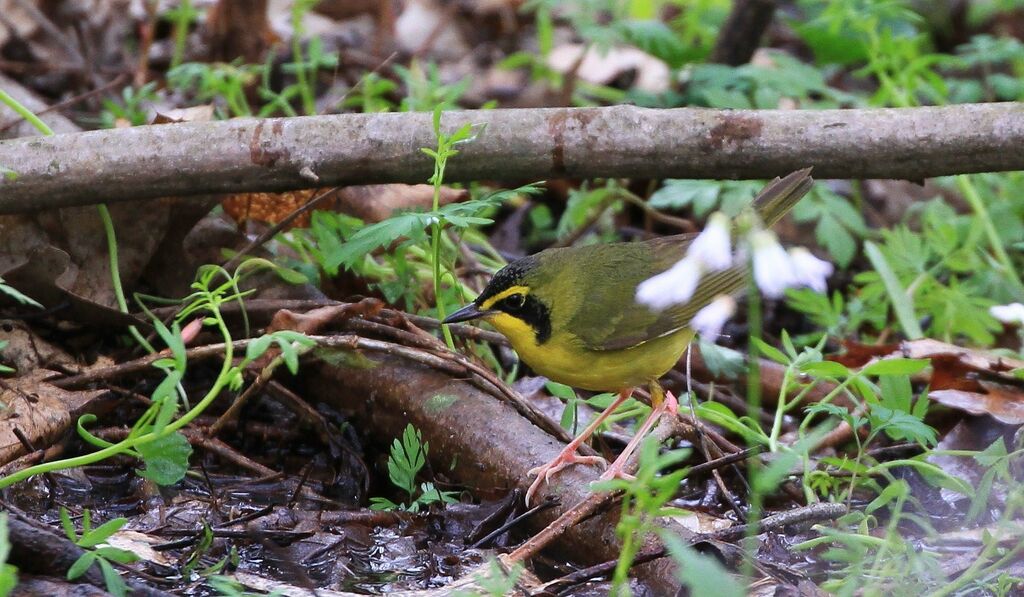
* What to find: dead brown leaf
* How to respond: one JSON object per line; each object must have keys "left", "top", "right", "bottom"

{"left": 839, "top": 339, "right": 1024, "bottom": 424}
{"left": 0, "top": 369, "right": 104, "bottom": 466}
{"left": 222, "top": 188, "right": 328, "bottom": 228}
{"left": 221, "top": 184, "right": 467, "bottom": 229}
{"left": 333, "top": 184, "right": 468, "bottom": 223}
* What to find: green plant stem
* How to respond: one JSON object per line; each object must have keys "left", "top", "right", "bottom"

{"left": 0, "top": 89, "right": 54, "bottom": 135}
{"left": 767, "top": 366, "right": 793, "bottom": 452}
{"left": 97, "top": 205, "right": 155, "bottom": 353}
{"left": 291, "top": 3, "right": 316, "bottom": 116}
{"left": 430, "top": 158, "right": 456, "bottom": 350}
{"left": 743, "top": 270, "right": 763, "bottom": 580}
{"left": 432, "top": 230, "right": 455, "bottom": 349}
{"left": 0, "top": 89, "right": 154, "bottom": 354}
{"left": 956, "top": 174, "right": 1024, "bottom": 294}
{"left": 794, "top": 529, "right": 889, "bottom": 551}
{"left": 0, "top": 304, "right": 235, "bottom": 488}
{"left": 927, "top": 520, "right": 1024, "bottom": 597}
{"left": 170, "top": 0, "right": 192, "bottom": 71}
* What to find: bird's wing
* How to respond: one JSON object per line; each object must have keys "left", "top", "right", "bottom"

{"left": 566, "top": 168, "right": 813, "bottom": 351}
{"left": 567, "top": 236, "right": 746, "bottom": 351}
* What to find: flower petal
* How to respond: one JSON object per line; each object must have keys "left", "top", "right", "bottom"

{"left": 691, "top": 295, "right": 737, "bottom": 342}
{"left": 788, "top": 247, "right": 834, "bottom": 293}
{"left": 751, "top": 231, "right": 797, "bottom": 298}
{"left": 990, "top": 302, "right": 1024, "bottom": 326}
{"left": 687, "top": 211, "right": 733, "bottom": 271}
{"left": 636, "top": 255, "right": 704, "bottom": 311}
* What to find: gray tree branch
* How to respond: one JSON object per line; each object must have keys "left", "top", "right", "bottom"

{"left": 0, "top": 102, "right": 1022, "bottom": 213}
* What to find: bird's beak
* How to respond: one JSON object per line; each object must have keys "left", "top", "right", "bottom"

{"left": 443, "top": 303, "right": 490, "bottom": 324}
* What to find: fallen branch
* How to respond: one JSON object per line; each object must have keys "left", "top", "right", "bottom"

{"left": 2, "top": 103, "right": 1023, "bottom": 212}
{"left": 303, "top": 350, "right": 692, "bottom": 577}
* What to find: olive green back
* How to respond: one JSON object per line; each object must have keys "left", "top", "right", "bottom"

{"left": 524, "top": 168, "right": 812, "bottom": 351}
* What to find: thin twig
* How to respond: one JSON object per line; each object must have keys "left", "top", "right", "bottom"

{"left": 0, "top": 74, "right": 128, "bottom": 134}
{"left": 222, "top": 187, "right": 339, "bottom": 271}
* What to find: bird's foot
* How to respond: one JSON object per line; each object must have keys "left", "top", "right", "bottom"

{"left": 597, "top": 459, "right": 636, "bottom": 482}
{"left": 595, "top": 391, "right": 679, "bottom": 483}
{"left": 525, "top": 447, "right": 607, "bottom": 506}
{"left": 664, "top": 390, "right": 679, "bottom": 415}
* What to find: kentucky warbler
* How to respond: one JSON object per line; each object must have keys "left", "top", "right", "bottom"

{"left": 444, "top": 169, "right": 813, "bottom": 504}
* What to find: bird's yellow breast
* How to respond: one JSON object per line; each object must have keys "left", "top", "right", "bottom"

{"left": 487, "top": 312, "right": 693, "bottom": 392}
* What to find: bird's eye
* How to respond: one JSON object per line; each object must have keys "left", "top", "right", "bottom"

{"left": 504, "top": 293, "right": 526, "bottom": 309}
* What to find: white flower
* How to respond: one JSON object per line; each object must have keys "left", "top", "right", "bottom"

{"left": 687, "top": 211, "right": 732, "bottom": 271}
{"left": 691, "top": 295, "right": 736, "bottom": 342}
{"left": 990, "top": 302, "right": 1024, "bottom": 326}
{"left": 636, "top": 255, "right": 703, "bottom": 311}
{"left": 788, "top": 247, "right": 833, "bottom": 293}
{"left": 751, "top": 230, "right": 798, "bottom": 298}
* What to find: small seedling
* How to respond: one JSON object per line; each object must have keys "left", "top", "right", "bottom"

{"left": 61, "top": 508, "right": 138, "bottom": 597}
{"left": 370, "top": 424, "right": 459, "bottom": 512}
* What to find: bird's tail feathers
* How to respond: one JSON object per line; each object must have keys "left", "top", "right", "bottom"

{"left": 751, "top": 167, "right": 814, "bottom": 227}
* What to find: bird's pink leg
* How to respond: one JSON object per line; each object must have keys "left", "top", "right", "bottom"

{"left": 525, "top": 389, "right": 632, "bottom": 506}
{"left": 599, "top": 391, "right": 679, "bottom": 481}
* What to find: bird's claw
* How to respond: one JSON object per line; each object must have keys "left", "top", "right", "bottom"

{"left": 664, "top": 390, "right": 679, "bottom": 415}
{"left": 525, "top": 450, "right": 607, "bottom": 506}
{"left": 598, "top": 462, "right": 636, "bottom": 482}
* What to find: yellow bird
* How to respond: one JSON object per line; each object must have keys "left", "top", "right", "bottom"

{"left": 445, "top": 169, "right": 813, "bottom": 503}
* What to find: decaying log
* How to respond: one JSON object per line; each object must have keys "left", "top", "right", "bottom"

{"left": 303, "top": 350, "right": 690, "bottom": 590}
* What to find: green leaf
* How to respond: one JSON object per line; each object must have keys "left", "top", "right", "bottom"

{"left": 387, "top": 424, "right": 427, "bottom": 496}
{"left": 861, "top": 358, "right": 929, "bottom": 376}
{"left": 751, "top": 337, "right": 789, "bottom": 364}
{"left": 648, "top": 180, "right": 721, "bottom": 211}
{"left": 800, "top": 360, "right": 850, "bottom": 378}
{"left": 696, "top": 403, "right": 765, "bottom": 444}
{"left": 97, "top": 557, "right": 129, "bottom": 597}
{"left": 559, "top": 397, "right": 578, "bottom": 431}
{"left": 878, "top": 374, "right": 913, "bottom": 413}
{"left": 966, "top": 466, "right": 997, "bottom": 523}
{"left": 658, "top": 532, "right": 745, "bottom": 597}
{"left": 868, "top": 405, "right": 937, "bottom": 446}
{"left": 617, "top": 20, "right": 686, "bottom": 68}
{"left": 415, "top": 482, "right": 459, "bottom": 507}
{"left": 325, "top": 212, "right": 427, "bottom": 273}
{"left": 545, "top": 381, "right": 577, "bottom": 401}
{"left": 864, "top": 241, "right": 924, "bottom": 339}
{"left": 136, "top": 432, "right": 193, "bottom": 485}
{"left": 816, "top": 213, "right": 857, "bottom": 268}
{"left": 806, "top": 402, "right": 851, "bottom": 421}
{"left": 866, "top": 479, "right": 908, "bottom": 513}
{"left": 753, "top": 451, "right": 798, "bottom": 494}
{"left": 246, "top": 334, "right": 275, "bottom": 361}
{"left": 0, "top": 278, "right": 42, "bottom": 308}
{"left": 93, "top": 547, "right": 139, "bottom": 565}
{"left": 153, "top": 319, "right": 186, "bottom": 371}
{"left": 821, "top": 456, "right": 870, "bottom": 475}
{"left": 791, "top": 22, "right": 869, "bottom": 65}
{"left": 0, "top": 563, "right": 16, "bottom": 597}
{"left": 975, "top": 438, "right": 1008, "bottom": 467}
{"left": 60, "top": 508, "right": 77, "bottom": 542}
{"left": 369, "top": 496, "right": 401, "bottom": 511}
{"left": 67, "top": 552, "right": 97, "bottom": 580}
{"left": 78, "top": 518, "right": 128, "bottom": 548}
{"left": 697, "top": 341, "right": 745, "bottom": 379}
{"left": 0, "top": 513, "right": 9, "bottom": 567}
{"left": 151, "top": 371, "right": 183, "bottom": 433}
